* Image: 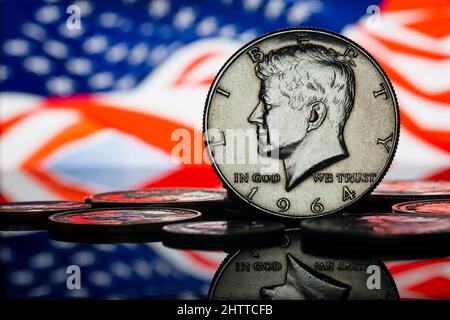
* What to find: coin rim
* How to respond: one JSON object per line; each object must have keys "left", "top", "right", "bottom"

{"left": 392, "top": 198, "right": 450, "bottom": 215}
{"left": 0, "top": 201, "right": 91, "bottom": 213}
{"left": 300, "top": 214, "right": 450, "bottom": 260}
{"left": 86, "top": 188, "right": 226, "bottom": 207}
{"left": 372, "top": 180, "right": 450, "bottom": 197}
{"left": 203, "top": 27, "right": 400, "bottom": 218}
{"left": 162, "top": 220, "right": 286, "bottom": 236}
{"left": 301, "top": 212, "right": 450, "bottom": 237}
{"left": 0, "top": 201, "right": 91, "bottom": 222}
{"left": 48, "top": 207, "right": 202, "bottom": 233}
{"left": 161, "top": 220, "right": 286, "bottom": 250}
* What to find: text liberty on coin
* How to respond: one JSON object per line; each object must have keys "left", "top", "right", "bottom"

{"left": 204, "top": 28, "right": 399, "bottom": 218}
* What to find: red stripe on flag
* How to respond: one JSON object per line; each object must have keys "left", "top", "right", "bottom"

{"left": 26, "top": 168, "right": 93, "bottom": 201}
{"left": 387, "top": 258, "right": 450, "bottom": 274}
{"left": 142, "top": 165, "right": 221, "bottom": 189}
{"left": 426, "top": 167, "right": 450, "bottom": 180}
{"left": 172, "top": 51, "right": 221, "bottom": 87}
{"left": 381, "top": 0, "right": 449, "bottom": 11}
{"left": 369, "top": 33, "right": 450, "bottom": 60}
{"left": 400, "top": 108, "right": 450, "bottom": 153}
{"left": 408, "top": 276, "right": 450, "bottom": 299}
{"left": 181, "top": 250, "right": 221, "bottom": 269}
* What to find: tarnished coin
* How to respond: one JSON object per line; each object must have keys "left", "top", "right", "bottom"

{"left": 301, "top": 213, "right": 450, "bottom": 259}
{"left": 359, "top": 180, "right": 450, "bottom": 212}
{"left": 86, "top": 188, "right": 226, "bottom": 214}
{"left": 393, "top": 199, "right": 450, "bottom": 216}
{"left": 209, "top": 229, "right": 398, "bottom": 300}
{"left": 161, "top": 220, "right": 285, "bottom": 250}
{"left": 0, "top": 201, "right": 91, "bottom": 222}
{"left": 204, "top": 28, "right": 399, "bottom": 218}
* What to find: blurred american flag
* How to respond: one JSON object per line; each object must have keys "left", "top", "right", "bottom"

{"left": 0, "top": 0, "right": 449, "bottom": 299}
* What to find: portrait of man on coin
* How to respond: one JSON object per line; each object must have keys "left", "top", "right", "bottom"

{"left": 248, "top": 44, "right": 356, "bottom": 191}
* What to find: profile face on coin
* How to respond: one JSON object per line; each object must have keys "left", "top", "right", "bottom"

{"left": 204, "top": 28, "right": 399, "bottom": 218}
{"left": 208, "top": 230, "right": 398, "bottom": 300}
{"left": 248, "top": 44, "right": 355, "bottom": 189}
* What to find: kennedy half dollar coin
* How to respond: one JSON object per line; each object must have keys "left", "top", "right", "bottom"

{"left": 204, "top": 28, "right": 399, "bottom": 218}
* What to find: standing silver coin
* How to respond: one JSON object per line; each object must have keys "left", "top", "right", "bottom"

{"left": 204, "top": 28, "right": 399, "bottom": 218}
{"left": 208, "top": 229, "right": 399, "bottom": 300}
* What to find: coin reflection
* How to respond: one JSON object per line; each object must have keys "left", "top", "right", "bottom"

{"left": 209, "top": 229, "right": 398, "bottom": 300}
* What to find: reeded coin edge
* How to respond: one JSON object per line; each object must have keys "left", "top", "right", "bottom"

{"left": 392, "top": 198, "right": 450, "bottom": 215}
{"left": 86, "top": 188, "right": 226, "bottom": 204}
{"left": 48, "top": 207, "right": 202, "bottom": 234}
{"left": 300, "top": 213, "right": 450, "bottom": 236}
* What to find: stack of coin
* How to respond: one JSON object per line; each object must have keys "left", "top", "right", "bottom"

{"left": 44, "top": 187, "right": 227, "bottom": 244}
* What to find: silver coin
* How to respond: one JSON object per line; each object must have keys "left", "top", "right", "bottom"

{"left": 204, "top": 28, "right": 399, "bottom": 218}
{"left": 208, "top": 229, "right": 399, "bottom": 300}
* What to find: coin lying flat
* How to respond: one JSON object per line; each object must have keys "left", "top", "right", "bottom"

{"left": 0, "top": 201, "right": 91, "bottom": 222}
{"left": 392, "top": 199, "right": 450, "bottom": 216}
{"left": 359, "top": 180, "right": 450, "bottom": 212}
{"left": 204, "top": 28, "right": 399, "bottom": 218}
{"left": 300, "top": 213, "right": 450, "bottom": 260}
{"left": 209, "top": 229, "right": 398, "bottom": 300}
{"left": 49, "top": 207, "right": 201, "bottom": 235}
{"left": 86, "top": 188, "right": 226, "bottom": 214}
{"left": 161, "top": 220, "right": 285, "bottom": 250}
